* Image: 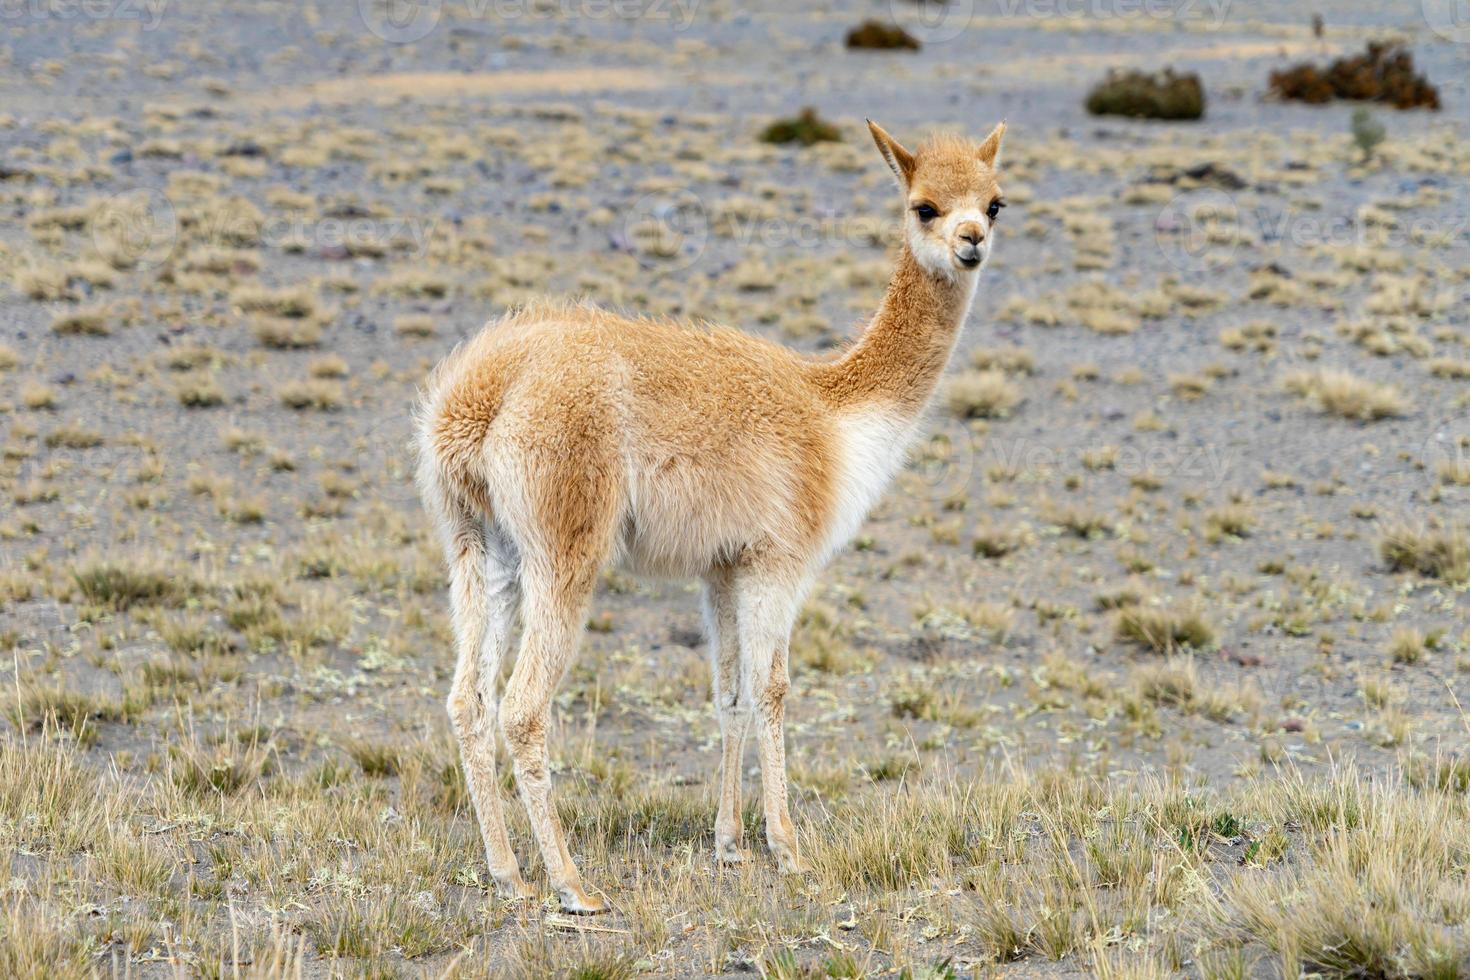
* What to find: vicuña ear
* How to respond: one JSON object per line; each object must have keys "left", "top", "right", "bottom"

{"left": 867, "top": 119, "right": 915, "bottom": 190}
{"left": 977, "top": 120, "right": 1006, "bottom": 169}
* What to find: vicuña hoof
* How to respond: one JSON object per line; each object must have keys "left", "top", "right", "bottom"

{"left": 715, "top": 838, "right": 744, "bottom": 865}
{"left": 496, "top": 875, "right": 536, "bottom": 902}
{"left": 771, "top": 841, "right": 805, "bottom": 875}
{"left": 558, "top": 885, "right": 607, "bottom": 914}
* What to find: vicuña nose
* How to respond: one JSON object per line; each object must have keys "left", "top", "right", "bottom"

{"left": 957, "top": 222, "right": 984, "bottom": 245}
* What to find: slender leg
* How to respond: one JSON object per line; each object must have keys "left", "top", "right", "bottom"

{"left": 735, "top": 567, "right": 808, "bottom": 874}
{"left": 442, "top": 513, "right": 531, "bottom": 899}
{"left": 704, "top": 567, "right": 750, "bottom": 865}
{"left": 501, "top": 571, "right": 605, "bottom": 913}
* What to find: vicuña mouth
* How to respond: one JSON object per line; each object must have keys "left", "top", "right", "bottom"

{"left": 957, "top": 253, "right": 981, "bottom": 269}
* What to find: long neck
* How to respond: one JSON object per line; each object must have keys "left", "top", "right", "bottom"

{"left": 816, "top": 249, "right": 977, "bottom": 416}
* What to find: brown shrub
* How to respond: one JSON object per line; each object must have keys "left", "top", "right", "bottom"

{"left": 1269, "top": 42, "right": 1439, "bottom": 110}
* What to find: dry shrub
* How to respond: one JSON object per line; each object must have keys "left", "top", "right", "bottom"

{"left": 1085, "top": 68, "right": 1205, "bottom": 120}
{"left": 760, "top": 107, "right": 842, "bottom": 146}
{"left": 845, "top": 20, "right": 920, "bottom": 50}
{"left": 1269, "top": 42, "right": 1440, "bottom": 110}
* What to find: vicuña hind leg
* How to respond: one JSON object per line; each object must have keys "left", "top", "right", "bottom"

{"left": 736, "top": 564, "right": 808, "bottom": 874}
{"left": 502, "top": 570, "right": 604, "bottom": 912}
{"left": 704, "top": 567, "right": 750, "bottom": 865}
{"left": 441, "top": 506, "right": 530, "bottom": 899}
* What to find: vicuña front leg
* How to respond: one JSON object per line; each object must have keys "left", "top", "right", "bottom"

{"left": 501, "top": 583, "right": 605, "bottom": 914}
{"left": 705, "top": 570, "right": 750, "bottom": 865}
{"left": 737, "top": 570, "right": 806, "bottom": 874}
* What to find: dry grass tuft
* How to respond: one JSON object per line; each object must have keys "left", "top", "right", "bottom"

{"left": 1283, "top": 368, "right": 1408, "bottom": 421}
{"left": 393, "top": 313, "right": 436, "bottom": 338}
{"left": 1115, "top": 603, "right": 1215, "bottom": 653}
{"left": 279, "top": 379, "right": 344, "bottom": 411}
{"left": 945, "top": 369, "right": 1021, "bottom": 419}
{"left": 49, "top": 306, "right": 109, "bottom": 336}
{"left": 1379, "top": 523, "right": 1468, "bottom": 584}
{"left": 253, "top": 315, "right": 323, "bottom": 349}
{"left": 71, "top": 558, "right": 197, "bottom": 610}
{"left": 233, "top": 285, "right": 318, "bottom": 318}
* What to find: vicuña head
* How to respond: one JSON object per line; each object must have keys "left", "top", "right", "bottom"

{"left": 868, "top": 119, "right": 1006, "bottom": 278}
{"left": 416, "top": 118, "right": 1008, "bottom": 912}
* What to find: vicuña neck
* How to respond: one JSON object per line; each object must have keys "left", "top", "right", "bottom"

{"left": 816, "top": 248, "right": 977, "bottom": 416}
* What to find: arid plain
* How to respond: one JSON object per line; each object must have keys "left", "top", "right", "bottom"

{"left": 1, "top": 0, "right": 1468, "bottom": 976}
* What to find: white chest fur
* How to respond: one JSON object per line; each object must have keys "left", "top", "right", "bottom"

{"left": 819, "top": 408, "right": 916, "bottom": 564}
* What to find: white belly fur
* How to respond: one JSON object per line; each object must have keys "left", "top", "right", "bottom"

{"left": 819, "top": 407, "right": 916, "bottom": 564}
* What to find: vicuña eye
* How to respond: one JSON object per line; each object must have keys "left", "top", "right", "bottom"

{"left": 987, "top": 200, "right": 1006, "bottom": 220}
{"left": 913, "top": 203, "right": 938, "bottom": 222}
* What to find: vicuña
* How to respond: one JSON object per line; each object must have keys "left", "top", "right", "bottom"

{"left": 416, "top": 119, "right": 1007, "bottom": 912}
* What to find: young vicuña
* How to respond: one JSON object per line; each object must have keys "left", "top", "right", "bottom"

{"left": 416, "top": 119, "right": 1007, "bottom": 912}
